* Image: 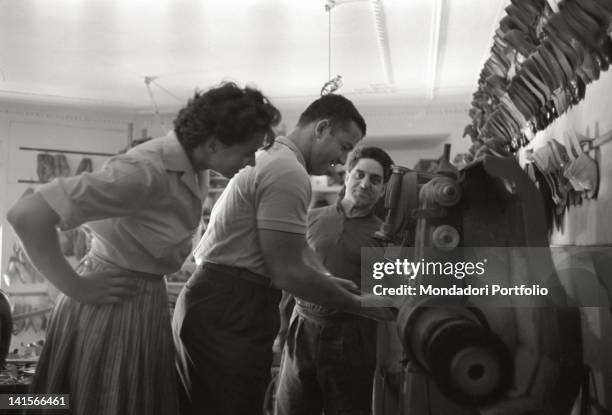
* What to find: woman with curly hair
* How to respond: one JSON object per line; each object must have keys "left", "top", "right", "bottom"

{"left": 7, "top": 82, "right": 281, "bottom": 415}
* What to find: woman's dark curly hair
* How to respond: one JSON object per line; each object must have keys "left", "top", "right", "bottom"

{"left": 173, "top": 82, "right": 281, "bottom": 152}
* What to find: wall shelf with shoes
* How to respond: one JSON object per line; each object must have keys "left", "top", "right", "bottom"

{"left": 464, "top": 0, "right": 612, "bottom": 156}
{"left": 459, "top": 0, "right": 612, "bottom": 236}
{"left": 17, "top": 147, "right": 98, "bottom": 184}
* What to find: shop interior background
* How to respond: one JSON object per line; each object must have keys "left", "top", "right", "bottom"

{"left": 0, "top": 0, "right": 611, "bottom": 408}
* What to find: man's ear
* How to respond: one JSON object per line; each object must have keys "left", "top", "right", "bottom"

{"left": 314, "top": 119, "right": 330, "bottom": 139}
{"left": 379, "top": 182, "right": 387, "bottom": 196}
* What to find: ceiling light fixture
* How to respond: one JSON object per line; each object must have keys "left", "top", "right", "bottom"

{"left": 320, "top": 0, "right": 393, "bottom": 95}
{"left": 321, "top": 0, "right": 343, "bottom": 95}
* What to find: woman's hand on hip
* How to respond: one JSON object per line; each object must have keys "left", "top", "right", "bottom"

{"left": 70, "top": 271, "right": 140, "bottom": 304}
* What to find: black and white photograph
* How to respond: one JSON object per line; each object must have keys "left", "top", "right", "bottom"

{"left": 1, "top": 0, "right": 612, "bottom": 414}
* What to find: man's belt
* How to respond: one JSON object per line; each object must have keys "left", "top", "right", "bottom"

{"left": 201, "top": 262, "right": 272, "bottom": 287}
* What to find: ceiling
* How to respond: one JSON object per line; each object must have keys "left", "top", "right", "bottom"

{"left": 0, "top": 0, "right": 507, "bottom": 110}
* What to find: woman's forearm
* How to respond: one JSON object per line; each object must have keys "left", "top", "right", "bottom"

{"left": 7, "top": 194, "right": 82, "bottom": 297}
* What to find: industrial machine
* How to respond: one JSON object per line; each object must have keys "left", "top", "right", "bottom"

{"left": 373, "top": 145, "right": 583, "bottom": 414}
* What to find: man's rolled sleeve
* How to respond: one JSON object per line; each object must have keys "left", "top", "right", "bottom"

{"left": 256, "top": 167, "right": 311, "bottom": 235}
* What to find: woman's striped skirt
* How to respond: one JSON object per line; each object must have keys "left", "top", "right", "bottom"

{"left": 28, "top": 254, "right": 179, "bottom": 415}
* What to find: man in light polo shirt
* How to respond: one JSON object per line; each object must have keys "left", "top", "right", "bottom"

{"left": 172, "top": 94, "right": 393, "bottom": 415}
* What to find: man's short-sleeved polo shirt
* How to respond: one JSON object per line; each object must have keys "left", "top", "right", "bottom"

{"left": 307, "top": 204, "right": 383, "bottom": 286}
{"left": 193, "top": 137, "right": 311, "bottom": 277}
{"left": 295, "top": 203, "right": 383, "bottom": 316}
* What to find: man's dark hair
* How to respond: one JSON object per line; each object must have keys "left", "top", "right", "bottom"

{"left": 346, "top": 146, "right": 394, "bottom": 182}
{"left": 297, "top": 94, "right": 366, "bottom": 137}
{"left": 173, "top": 82, "right": 281, "bottom": 152}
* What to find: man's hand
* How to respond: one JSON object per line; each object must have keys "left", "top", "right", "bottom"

{"left": 69, "top": 271, "right": 140, "bottom": 304}
{"left": 359, "top": 293, "right": 394, "bottom": 308}
{"left": 349, "top": 293, "right": 396, "bottom": 321}
{"left": 329, "top": 279, "right": 396, "bottom": 321}
{"left": 329, "top": 276, "right": 359, "bottom": 292}
{"left": 358, "top": 307, "right": 396, "bottom": 321}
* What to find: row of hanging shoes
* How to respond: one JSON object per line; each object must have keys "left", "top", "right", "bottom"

{"left": 525, "top": 128, "right": 612, "bottom": 232}
{"left": 36, "top": 154, "right": 92, "bottom": 183}
{"left": 465, "top": 0, "right": 612, "bottom": 154}
{"left": 3, "top": 244, "right": 46, "bottom": 286}
{"left": 36, "top": 154, "right": 70, "bottom": 183}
